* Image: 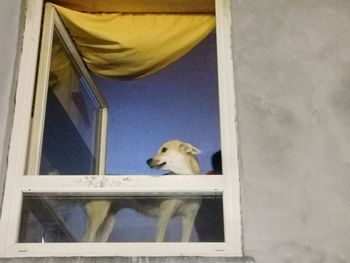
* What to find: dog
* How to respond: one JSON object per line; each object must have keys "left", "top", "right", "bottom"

{"left": 82, "top": 140, "right": 202, "bottom": 242}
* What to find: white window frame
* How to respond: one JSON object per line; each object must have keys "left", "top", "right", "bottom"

{"left": 0, "top": 0, "right": 242, "bottom": 258}
{"left": 26, "top": 2, "right": 108, "bottom": 176}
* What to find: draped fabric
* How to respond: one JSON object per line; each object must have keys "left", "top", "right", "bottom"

{"left": 51, "top": 0, "right": 215, "bottom": 13}
{"left": 53, "top": 5, "right": 215, "bottom": 79}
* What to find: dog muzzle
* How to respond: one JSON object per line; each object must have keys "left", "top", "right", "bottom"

{"left": 147, "top": 158, "right": 166, "bottom": 169}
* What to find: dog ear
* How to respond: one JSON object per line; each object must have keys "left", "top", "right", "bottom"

{"left": 179, "top": 142, "right": 201, "bottom": 155}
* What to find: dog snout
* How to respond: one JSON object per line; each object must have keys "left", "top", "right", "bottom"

{"left": 147, "top": 157, "right": 166, "bottom": 169}
{"left": 146, "top": 158, "right": 153, "bottom": 167}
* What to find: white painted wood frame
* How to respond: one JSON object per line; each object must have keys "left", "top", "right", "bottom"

{"left": 0, "top": 0, "right": 242, "bottom": 258}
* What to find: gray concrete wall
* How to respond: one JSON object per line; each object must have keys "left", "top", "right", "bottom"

{"left": 232, "top": 0, "right": 350, "bottom": 262}
{"left": 1, "top": 0, "right": 350, "bottom": 262}
{"left": 0, "top": 0, "right": 23, "bottom": 211}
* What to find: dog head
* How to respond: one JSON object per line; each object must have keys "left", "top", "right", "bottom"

{"left": 146, "top": 140, "right": 201, "bottom": 175}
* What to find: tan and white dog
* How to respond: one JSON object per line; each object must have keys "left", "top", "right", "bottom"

{"left": 82, "top": 140, "right": 202, "bottom": 242}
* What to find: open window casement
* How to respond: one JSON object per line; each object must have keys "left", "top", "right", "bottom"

{"left": 0, "top": 0, "right": 242, "bottom": 258}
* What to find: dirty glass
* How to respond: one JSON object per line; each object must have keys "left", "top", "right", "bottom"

{"left": 19, "top": 195, "right": 224, "bottom": 243}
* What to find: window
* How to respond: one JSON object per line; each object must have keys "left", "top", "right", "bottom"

{"left": 0, "top": 0, "right": 242, "bottom": 258}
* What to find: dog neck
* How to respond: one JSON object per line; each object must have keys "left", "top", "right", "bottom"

{"left": 170, "top": 156, "right": 200, "bottom": 175}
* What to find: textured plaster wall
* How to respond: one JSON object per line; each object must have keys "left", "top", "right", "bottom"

{"left": 0, "top": 0, "right": 23, "bottom": 210}
{"left": 232, "top": 0, "right": 350, "bottom": 262}
{"left": 1, "top": 0, "right": 350, "bottom": 263}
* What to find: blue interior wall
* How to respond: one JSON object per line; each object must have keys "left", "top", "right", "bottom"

{"left": 93, "top": 31, "right": 220, "bottom": 175}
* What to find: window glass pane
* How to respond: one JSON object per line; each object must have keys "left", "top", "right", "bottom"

{"left": 39, "top": 30, "right": 101, "bottom": 175}
{"left": 31, "top": 10, "right": 221, "bottom": 177}
{"left": 19, "top": 195, "right": 224, "bottom": 243}
{"left": 94, "top": 30, "right": 222, "bottom": 176}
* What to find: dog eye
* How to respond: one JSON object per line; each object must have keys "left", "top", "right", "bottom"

{"left": 161, "top": 147, "right": 168, "bottom": 153}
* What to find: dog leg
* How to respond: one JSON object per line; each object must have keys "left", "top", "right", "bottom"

{"left": 95, "top": 213, "right": 116, "bottom": 242}
{"left": 155, "top": 199, "right": 178, "bottom": 242}
{"left": 180, "top": 200, "right": 201, "bottom": 242}
{"left": 82, "top": 200, "right": 111, "bottom": 242}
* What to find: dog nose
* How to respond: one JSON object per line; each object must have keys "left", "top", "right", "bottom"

{"left": 146, "top": 158, "right": 153, "bottom": 166}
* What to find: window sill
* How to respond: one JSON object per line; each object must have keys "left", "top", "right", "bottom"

{"left": 0, "top": 256, "right": 255, "bottom": 263}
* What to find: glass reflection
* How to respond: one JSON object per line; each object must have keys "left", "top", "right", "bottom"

{"left": 39, "top": 30, "right": 101, "bottom": 175}
{"left": 19, "top": 195, "right": 224, "bottom": 243}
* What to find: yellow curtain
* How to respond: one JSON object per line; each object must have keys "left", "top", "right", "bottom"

{"left": 51, "top": 0, "right": 215, "bottom": 13}
{"left": 53, "top": 5, "right": 215, "bottom": 79}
